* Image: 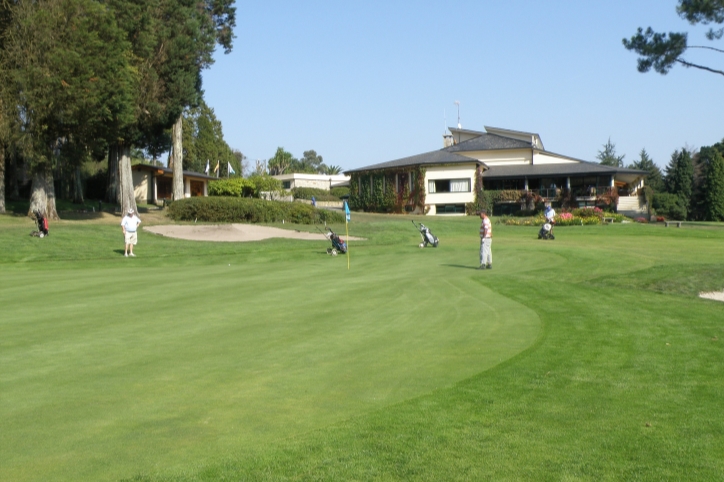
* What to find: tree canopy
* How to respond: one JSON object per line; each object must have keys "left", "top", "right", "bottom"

{"left": 0, "top": 0, "right": 237, "bottom": 216}
{"left": 623, "top": 0, "right": 724, "bottom": 77}
{"left": 629, "top": 148, "right": 664, "bottom": 192}
{"left": 596, "top": 138, "right": 625, "bottom": 167}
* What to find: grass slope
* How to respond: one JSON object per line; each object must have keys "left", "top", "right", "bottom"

{"left": 1, "top": 212, "right": 722, "bottom": 481}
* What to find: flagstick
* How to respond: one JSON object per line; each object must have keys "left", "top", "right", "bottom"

{"left": 345, "top": 219, "right": 349, "bottom": 270}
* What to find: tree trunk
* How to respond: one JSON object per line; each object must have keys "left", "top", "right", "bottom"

{"left": 106, "top": 143, "right": 119, "bottom": 203}
{"left": 117, "top": 143, "right": 137, "bottom": 214}
{"left": 172, "top": 113, "right": 184, "bottom": 200}
{"left": 28, "top": 165, "right": 59, "bottom": 220}
{"left": 0, "top": 146, "right": 5, "bottom": 213}
{"left": 73, "top": 165, "right": 84, "bottom": 204}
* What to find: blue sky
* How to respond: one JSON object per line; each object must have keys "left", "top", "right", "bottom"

{"left": 202, "top": 0, "right": 723, "bottom": 171}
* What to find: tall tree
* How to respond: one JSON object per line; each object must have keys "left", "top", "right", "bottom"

{"left": 104, "top": 0, "right": 236, "bottom": 211}
{"left": 596, "top": 138, "right": 625, "bottom": 167}
{"left": 171, "top": 115, "right": 184, "bottom": 200}
{"left": 623, "top": 1, "right": 724, "bottom": 77}
{"left": 267, "top": 147, "right": 295, "bottom": 175}
{"left": 299, "top": 150, "right": 325, "bottom": 173}
{"left": 2, "top": 0, "right": 135, "bottom": 219}
{"left": 181, "top": 100, "right": 237, "bottom": 175}
{"left": 664, "top": 148, "right": 695, "bottom": 218}
{"left": 699, "top": 144, "right": 724, "bottom": 221}
{"left": 629, "top": 148, "right": 664, "bottom": 191}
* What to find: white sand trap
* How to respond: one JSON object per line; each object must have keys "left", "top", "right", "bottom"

{"left": 699, "top": 290, "right": 724, "bottom": 302}
{"left": 144, "top": 224, "right": 363, "bottom": 243}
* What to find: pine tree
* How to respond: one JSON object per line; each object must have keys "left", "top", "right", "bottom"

{"left": 597, "top": 138, "right": 625, "bottom": 167}
{"left": 664, "top": 148, "right": 694, "bottom": 219}
{"left": 629, "top": 148, "right": 664, "bottom": 191}
{"left": 700, "top": 146, "right": 724, "bottom": 221}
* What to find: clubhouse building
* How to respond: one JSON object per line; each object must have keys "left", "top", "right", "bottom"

{"left": 345, "top": 126, "right": 648, "bottom": 216}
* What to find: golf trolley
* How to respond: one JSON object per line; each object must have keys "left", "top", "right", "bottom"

{"left": 411, "top": 220, "right": 439, "bottom": 248}
{"left": 30, "top": 211, "right": 49, "bottom": 238}
{"left": 318, "top": 226, "right": 347, "bottom": 256}
{"left": 538, "top": 222, "right": 555, "bottom": 240}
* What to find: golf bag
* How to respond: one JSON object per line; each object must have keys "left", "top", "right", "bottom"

{"left": 321, "top": 227, "right": 347, "bottom": 256}
{"left": 538, "top": 222, "right": 555, "bottom": 240}
{"left": 31, "top": 211, "right": 49, "bottom": 238}
{"left": 412, "top": 220, "right": 439, "bottom": 248}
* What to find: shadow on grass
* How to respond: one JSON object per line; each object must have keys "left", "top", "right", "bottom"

{"left": 442, "top": 264, "right": 480, "bottom": 270}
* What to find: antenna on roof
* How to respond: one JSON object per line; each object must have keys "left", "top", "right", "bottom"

{"left": 454, "top": 100, "right": 461, "bottom": 128}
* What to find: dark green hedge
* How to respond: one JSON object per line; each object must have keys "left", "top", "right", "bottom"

{"left": 167, "top": 197, "right": 345, "bottom": 224}
{"left": 292, "top": 187, "right": 339, "bottom": 202}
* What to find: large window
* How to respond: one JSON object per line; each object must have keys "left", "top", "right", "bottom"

{"left": 428, "top": 178, "right": 470, "bottom": 193}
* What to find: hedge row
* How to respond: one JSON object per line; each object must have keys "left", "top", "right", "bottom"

{"left": 208, "top": 176, "right": 282, "bottom": 198}
{"left": 292, "top": 187, "right": 339, "bottom": 202}
{"left": 167, "top": 197, "right": 345, "bottom": 224}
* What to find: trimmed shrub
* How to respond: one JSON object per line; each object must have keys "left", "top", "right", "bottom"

{"left": 209, "top": 178, "right": 254, "bottom": 197}
{"left": 167, "top": 197, "right": 345, "bottom": 224}
{"left": 248, "top": 175, "right": 282, "bottom": 197}
{"left": 292, "top": 187, "right": 340, "bottom": 202}
{"left": 330, "top": 187, "right": 350, "bottom": 198}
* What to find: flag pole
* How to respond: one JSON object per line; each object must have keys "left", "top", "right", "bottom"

{"left": 344, "top": 200, "right": 350, "bottom": 270}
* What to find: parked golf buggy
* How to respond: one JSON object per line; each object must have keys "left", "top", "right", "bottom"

{"left": 411, "top": 220, "right": 439, "bottom": 248}
{"left": 318, "top": 227, "right": 347, "bottom": 256}
{"left": 30, "top": 211, "right": 49, "bottom": 238}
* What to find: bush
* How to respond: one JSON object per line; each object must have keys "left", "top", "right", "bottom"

{"left": 292, "top": 187, "right": 340, "bottom": 202}
{"left": 209, "top": 178, "right": 254, "bottom": 197}
{"left": 652, "top": 192, "right": 687, "bottom": 220}
{"left": 248, "top": 175, "right": 282, "bottom": 197}
{"left": 167, "top": 196, "right": 345, "bottom": 224}
{"left": 330, "top": 187, "right": 349, "bottom": 198}
{"left": 571, "top": 206, "right": 604, "bottom": 219}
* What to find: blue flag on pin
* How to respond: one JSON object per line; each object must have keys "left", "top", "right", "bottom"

{"left": 344, "top": 201, "right": 350, "bottom": 222}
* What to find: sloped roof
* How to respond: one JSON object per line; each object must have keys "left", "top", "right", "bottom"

{"left": 482, "top": 161, "right": 647, "bottom": 179}
{"left": 345, "top": 149, "right": 479, "bottom": 173}
{"left": 132, "top": 163, "right": 218, "bottom": 180}
{"left": 445, "top": 132, "right": 532, "bottom": 152}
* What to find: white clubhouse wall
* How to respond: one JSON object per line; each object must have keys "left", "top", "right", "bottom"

{"left": 424, "top": 164, "right": 477, "bottom": 210}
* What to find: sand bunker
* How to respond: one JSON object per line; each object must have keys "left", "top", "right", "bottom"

{"left": 699, "top": 290, "right": 724, "bottom": 302}
{"left": 144, "top": 224, "right": 363, "bottom": 243}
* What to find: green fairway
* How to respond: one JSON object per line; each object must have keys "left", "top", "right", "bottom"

{"left": 1, "top": 212, "right": 723, "bottom": 481}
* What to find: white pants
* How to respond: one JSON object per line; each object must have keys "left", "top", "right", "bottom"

{"left": 480, "top": 237, "right": 492, "bottom": 266}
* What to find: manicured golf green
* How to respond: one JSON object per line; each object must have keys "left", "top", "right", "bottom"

{"left": 1, "top": 212, "right": 723, "bottom": 481}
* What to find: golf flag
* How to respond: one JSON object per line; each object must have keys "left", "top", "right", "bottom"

{"left": 204, "top": 160, "right": 210, "bottom": 175}
{"left": 228, "top": 162, "right": 236, "bottom": 175}
{"left": 344, "top": 201, "right": 350, "bottom": 270}
{"left": 213, "top": 160, "right": 220, "bottom": 177}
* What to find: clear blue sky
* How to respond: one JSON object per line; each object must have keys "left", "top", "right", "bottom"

{"left": 201, "top": 0, "right": 723, "bottom": 171}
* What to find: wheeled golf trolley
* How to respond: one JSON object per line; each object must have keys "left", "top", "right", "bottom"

{"left": 30, "top": 211, "right": 49, "bottom": 238}
{"left": 411, "top": 220, "right": 439, "bottom": 248}
{"left": 538, "top": 222, "right": 555, "bottom": 240}
{"left": 318, "top": 227, "right": 347, "bottom": 256}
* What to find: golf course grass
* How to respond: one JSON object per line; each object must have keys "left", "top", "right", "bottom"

{"left": 1, "top": 210, "right": 722, "bottom": 481}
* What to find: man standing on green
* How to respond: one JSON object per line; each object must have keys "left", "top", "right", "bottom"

{"left": 479, "top": 209, "right": 492, "bottom": 269}
{"left": 121, "top": 208, "right": 141, "bottom": 257}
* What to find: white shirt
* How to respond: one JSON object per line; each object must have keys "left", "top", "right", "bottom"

{"left": 545, "top": 208, "right": 555, "bottom": 221}
{"left": 121, "top": 214, "right": 141, "bottom": 232}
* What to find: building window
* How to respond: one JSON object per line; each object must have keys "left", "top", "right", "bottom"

{"left": 428, "top": 178, "right": 470, "bottom": 193}
{"left": 282, "top": 181, "right": 291, "bottom": 189}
